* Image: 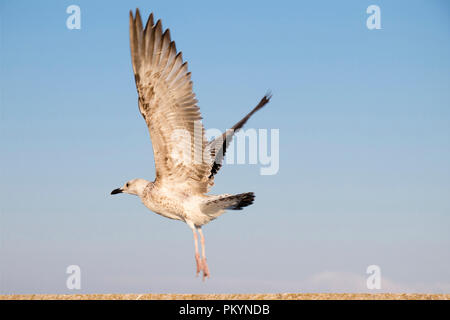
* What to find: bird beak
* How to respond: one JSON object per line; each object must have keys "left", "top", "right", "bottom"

{"left": 111, "top": 188, "right": 123, "bottom": 195}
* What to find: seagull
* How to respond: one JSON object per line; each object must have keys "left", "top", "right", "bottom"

{"left": 111, "top": 9, "right": 271, "bottom": 280}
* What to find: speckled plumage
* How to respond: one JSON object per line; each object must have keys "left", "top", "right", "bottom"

{"left": 111, "top": 9, "right": 271, "bottom": 279}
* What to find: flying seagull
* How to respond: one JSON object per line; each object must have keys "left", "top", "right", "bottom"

{"left": 111, "top": 9, "right": 271, "bottom": 280}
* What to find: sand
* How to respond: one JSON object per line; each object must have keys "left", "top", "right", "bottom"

{"left": 1, "top": 293, "right": 449, "bottom": 300}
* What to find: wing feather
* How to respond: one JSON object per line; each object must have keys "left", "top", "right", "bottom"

{"left": 206, "top": 94, "right": 272, "bottom": 178}
{"left": 130, "top": 10, "right": 212, "bottom": 193}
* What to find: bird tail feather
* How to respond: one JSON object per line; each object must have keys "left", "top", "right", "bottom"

{"left": 201, "top": 192, "right": 255, "bottom": 217}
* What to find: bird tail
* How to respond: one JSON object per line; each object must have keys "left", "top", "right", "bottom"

{"left": 201, "top": 192, "right": 255, "bottom": 217}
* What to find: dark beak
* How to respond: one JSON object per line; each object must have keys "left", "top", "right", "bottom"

{"left": 111, "top": 188, "right": 123, "bottom": 195}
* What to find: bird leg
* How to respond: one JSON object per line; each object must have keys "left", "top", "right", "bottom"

{"left": 192, "top": 228, "right": 202, "bottom": 276}
{"left": 197, "top": 228, "right": 210, "bottom": 280}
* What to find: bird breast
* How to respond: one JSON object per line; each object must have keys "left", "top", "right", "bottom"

{"left": 141, "top": 185, "right": 186, "bottom": 221}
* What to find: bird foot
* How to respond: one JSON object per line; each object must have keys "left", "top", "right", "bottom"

{"left": 201, "top": 257, "right": 210, "bottom": 281}
{"left": 194, "top": 254, "right": 210, "bottom": 280}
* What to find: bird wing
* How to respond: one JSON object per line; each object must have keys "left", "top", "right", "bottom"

{"left": 206, "top": 94, "right": 271, "bottom": 178}
{"left": 129, "top": 10, "right": 212, "bottom": 193}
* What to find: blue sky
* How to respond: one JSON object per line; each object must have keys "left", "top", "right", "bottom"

{"left": 1, "top": 0, "right": 449, "bottom": 294}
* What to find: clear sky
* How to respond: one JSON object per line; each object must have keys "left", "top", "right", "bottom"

{"left": 1, "top": 0, "right": 449, "bottom": 294}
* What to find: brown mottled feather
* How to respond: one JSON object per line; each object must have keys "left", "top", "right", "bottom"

{"left": 129, "top": 10, "right": 212, "bottom": 193}
{"left": 130, "top": 10, "right": 271, "bottom": 192}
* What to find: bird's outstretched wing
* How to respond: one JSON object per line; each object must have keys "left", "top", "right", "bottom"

{"left": 206, "top": 94, "right": 271, "bottom": 178}
{"left": 129, "top": 10, "right": 212, "bottom": 193}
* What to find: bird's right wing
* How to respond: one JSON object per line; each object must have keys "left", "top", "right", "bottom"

{"left": 206, "top": 94, "right": 271, "bottom": 178}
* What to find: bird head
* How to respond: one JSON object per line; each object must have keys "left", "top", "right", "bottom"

{"left": 111, "top": 178, "right": 150, "bottom": 197}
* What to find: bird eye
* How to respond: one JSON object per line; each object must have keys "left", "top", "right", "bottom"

{"left": 126, "top": 183, "right": 129, "bottom": 187}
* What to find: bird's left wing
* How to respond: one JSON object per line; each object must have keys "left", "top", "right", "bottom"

{"left": 129, "top": 10, "right": 212, "bottom": 193}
